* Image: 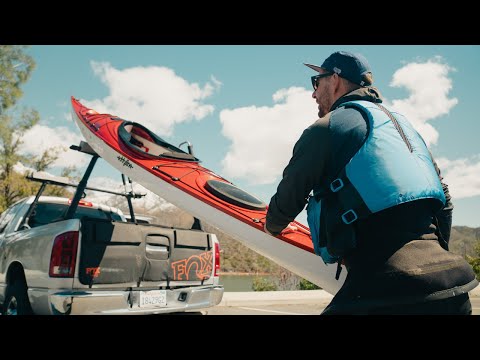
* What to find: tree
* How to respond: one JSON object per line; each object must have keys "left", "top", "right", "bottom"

{"left": 0, "top": 109, "right": 38, "bottom": 210}
{"left": 467, "top": 242, "right": 480, "bottom": 280}
{"left": 0, "top": 46, "right": 71, "bottom": 212}
{"left": 0, "top": 45, "right": 35, "bottom": 114}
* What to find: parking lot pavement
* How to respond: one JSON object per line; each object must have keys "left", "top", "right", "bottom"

{"left": 200, "top": 287, "right": 480, "bottom": 315}
{"left": 204, "top": 303, "right": 327, "bottom": 315}
{"left": 217, "top": 289, "right": 334, "bottom": 307}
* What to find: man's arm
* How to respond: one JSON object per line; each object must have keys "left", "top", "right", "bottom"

{"left": 265, "top": 116, "right": 331, "bottom": 235}
{"left": 430, "top": 153, "right": 454, "bottom": 245}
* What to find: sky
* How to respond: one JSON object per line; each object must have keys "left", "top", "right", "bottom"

{"left": 13, "top": 45, "right": 480, "bottom": 227}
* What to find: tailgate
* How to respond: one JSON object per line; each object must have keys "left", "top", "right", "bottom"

{"left": 77, "top": 218, "right": 214, "bottom": 287}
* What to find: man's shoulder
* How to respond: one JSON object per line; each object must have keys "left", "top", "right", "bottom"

{"left": 330, "top": 105, "right": 370, "bottom": 129}
{"left": 300, "top": 115, "right": 331, "bottom": 143}
{"left": 294, "top": 115, "right": 331, "bottom": 153}
{"left": 326, "top": 106, "right": 370, "bottom": 147}
{"left": 309, "top": 113, "right": 331, "bottom": 130}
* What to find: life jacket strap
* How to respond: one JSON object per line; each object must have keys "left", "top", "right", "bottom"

{"left": 330, "top": 178, "right": 344, "bottom": 192}
{"left": 335, "top": 261, "right": 343, "bottom": 280}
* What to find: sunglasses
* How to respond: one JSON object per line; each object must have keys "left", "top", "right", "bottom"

{"left": 311, "top": 73, "right": 333, "bottom": 90}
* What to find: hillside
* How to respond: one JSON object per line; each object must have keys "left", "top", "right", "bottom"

{"left": 211, "top": 224, "right": 480, "bottom": 273}
{"left": 450, "top": 226, "right": 480, "bottom": 258}
{"left": 108, "top": 197, "right": 480, "bottom": 272}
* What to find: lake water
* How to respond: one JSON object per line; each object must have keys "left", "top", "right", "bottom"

{"left": 219, "top": 274, "right": 268, "bottom": 292}
{"left": 219, "top": 274, "right": 321, "bottom": 292}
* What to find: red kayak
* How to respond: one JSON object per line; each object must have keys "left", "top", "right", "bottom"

{"left": 71, "top": 97, "right": 345, "bottom": 294}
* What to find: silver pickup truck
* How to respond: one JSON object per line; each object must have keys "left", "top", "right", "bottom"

{"left": 0, "top": 194, "right": 223, "bottom": 315}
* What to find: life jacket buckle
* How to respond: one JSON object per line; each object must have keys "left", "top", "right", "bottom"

{"left": 330, "top": 178, "right": 344, "bottom": 193}
{"left": 341, "top": 209, "right": 358, "bottom": 224}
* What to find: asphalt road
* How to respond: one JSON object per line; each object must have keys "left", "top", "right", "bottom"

{"left": 198, "top": 291, "right": 480, "bottom": 315}
{"left": 202, "top": 298, "right": 480, "bottom": 315}
{"left": 204, "top": 303, "right": 327, "bottom": 315}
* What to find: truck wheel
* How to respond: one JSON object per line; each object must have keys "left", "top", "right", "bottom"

{"left": 3, "top": 277, "right": 33, "bottom": 315}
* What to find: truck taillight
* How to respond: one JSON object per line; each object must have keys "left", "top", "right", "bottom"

{"left": 49, "top": 231, "right": 79, "bottom": 278}
{"left": 214, "top": 242, "right": 220, "bottom": 277}
{"left": 68, "top": 199, "right": 93, "bottom": 207}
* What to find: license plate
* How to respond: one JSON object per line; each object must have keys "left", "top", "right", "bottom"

{"left": 139, "top": 290, "right": 167, "bottom": 308}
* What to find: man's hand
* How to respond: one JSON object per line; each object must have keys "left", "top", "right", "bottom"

{"left": 264, "top": 222, "right": 298, "bottom": 236}
{"left": 281, "top": 223, "right": 298, "bottom": 234}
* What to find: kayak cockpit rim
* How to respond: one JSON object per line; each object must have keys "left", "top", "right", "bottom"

{"left": 118, "top": 121, "right": 200, "bottom": 162}
{"left": 204, "top": 179, "right": 267, "bottom": 211}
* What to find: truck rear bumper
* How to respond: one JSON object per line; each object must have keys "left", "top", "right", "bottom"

{"left": 33, "top": 286, "right": 224, "bottom": 315}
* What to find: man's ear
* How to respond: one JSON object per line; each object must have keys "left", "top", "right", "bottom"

{"left": 331, "top": 73, "right": 343, "bottom": 92}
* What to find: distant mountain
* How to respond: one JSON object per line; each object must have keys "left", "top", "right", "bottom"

{"left": 450, "top": 226, "right": 480, "bottom": 258}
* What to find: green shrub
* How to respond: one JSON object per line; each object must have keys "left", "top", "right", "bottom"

{"left": 298, "top": 278, "right": 321, "bottom": 290}
{"left": 467, "top": 242, "right": 480, "bottom": 279}
{"left": 468, "top": 258, "right": 480, "bottom": 279}
{"left": 252, "top": 276, "right": 277, "bottom": 291}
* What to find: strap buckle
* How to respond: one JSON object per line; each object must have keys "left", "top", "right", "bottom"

{"left": 330, "top": 178, "right": 344, "bottom": 193}
{"left": 341, "top": 209, "right": 358, "bottom": 224}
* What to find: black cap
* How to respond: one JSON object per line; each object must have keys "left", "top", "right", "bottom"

{"left": 304, "top": 51, "right": 373, "bottom": 86}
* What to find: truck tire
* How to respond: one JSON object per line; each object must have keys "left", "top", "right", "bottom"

{"left": 3, "top": 276, "right": 33, "bottom": 315}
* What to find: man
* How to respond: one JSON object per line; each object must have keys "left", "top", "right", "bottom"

{"left": 264, "top": 51, "right": 478, "bottom": 315}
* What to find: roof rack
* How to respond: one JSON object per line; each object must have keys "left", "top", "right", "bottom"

{"left": 20, "top": 141, "right": 145, "bottom": 228}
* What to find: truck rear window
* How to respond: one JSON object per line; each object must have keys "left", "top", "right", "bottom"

{"left": 29, "top": 203, "right": 123, "bottom": 228}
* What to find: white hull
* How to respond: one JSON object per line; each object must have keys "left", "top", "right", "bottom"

{"left": 73, "top": 112, "right": 345, "bottom": 295}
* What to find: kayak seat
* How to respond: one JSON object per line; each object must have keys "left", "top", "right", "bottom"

{"left": 119, "top": 122, "right": 200, "bottom": 162}
{"left": 131, "top": 133, "right": 165, "bottom": 156}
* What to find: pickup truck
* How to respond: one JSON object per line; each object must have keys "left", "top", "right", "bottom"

{"left": 0, "top": 143, "right": 223, "bottom": 315}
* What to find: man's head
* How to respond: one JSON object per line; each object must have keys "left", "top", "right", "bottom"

{"left": 305, "top": 51, "right": 373, "bottom": 117}
{"left": 305, "top": 51, "right": 373, "bottom": 87}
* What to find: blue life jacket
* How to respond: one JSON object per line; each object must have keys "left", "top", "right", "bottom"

{"left": 307, "top": 100, "right": 446, "bottom": 269}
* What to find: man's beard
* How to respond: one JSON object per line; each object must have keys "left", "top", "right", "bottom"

{"left": 316, "top": 93, "right": 331, "bottom": 118}
{"left": 318, "top": 107, "right": 328, "bottom": 118}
